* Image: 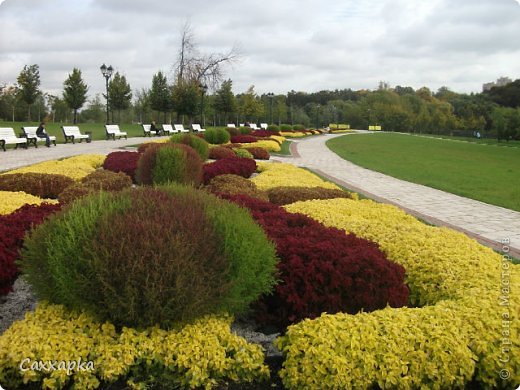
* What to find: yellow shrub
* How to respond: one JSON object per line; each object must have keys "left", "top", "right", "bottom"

{"left": 0, "top": 303, "right": 269, "bottom": 390}
{"left": 0, "top": 191, "right": 57, "bottom": 215}
{"left": 279, "top": 131, "right": 306, "bottom": 138}
{"left": 281, "top": 198, "right": 520, "bottom": 389}
{"left": 268, "top": 135, "right": 285, "bottom": 144}
{"left": 242, "top": 140, "right": 281, "bottom": 152}
{"left": 253, "top": 163, "right": 341, "bottom": 191}
{"left": 4, "top": 155, "right": 105, "bottom": 181}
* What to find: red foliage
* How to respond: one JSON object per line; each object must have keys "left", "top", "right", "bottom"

{"left": 230, "top": 135, "right": 258, "bottom": 144}
{"left": 203, "top": 158, "right": 257, "bottom": 185}
{"left": 208, "top": 146, "right": 237, "bottom": 160}
{"left": 0, "top": 203, "right": 61, "bottom": 295}
{"left": 103, "top": 151, "right": 140, "bottom": 183}
{"left": 251, "top": 130, "right": 280, "bottom": 137}
{"left": 245, "top": 147, "right": 270, "bottom": 160}
{"left": 223, "top": 195, "right": 409, "bottom": 328}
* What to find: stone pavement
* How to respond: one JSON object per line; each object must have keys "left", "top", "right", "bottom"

{"left": 0, "top": 136, "right": 167, "bottom": 172}
{"left": 273, "top": 132, "right": 520, "bottom": 257}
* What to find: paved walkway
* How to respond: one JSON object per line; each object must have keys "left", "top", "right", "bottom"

{"left": 274, "top": 132, "right": 520, "bottom": 257}
{"left": 1, "top": 133, "right": 519, "bottom": 256}
{"left": 0, "top": 136, "right": 164, "bottom": 172}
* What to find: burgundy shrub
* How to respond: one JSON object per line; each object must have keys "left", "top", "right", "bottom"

{"left": 245, "top": 147, "right": 270, "bottom": 160}
{"left": 203, "top": 158, "right": 257, "bottom": 184}
{"left": 223, "top": 194, "right": 409, "bottom": 329}
{"left": 0, "top": 203, "right": 61, "bottom": 295}
{"left": 0, "top": 173, "right": 74, "bottom": 199}
{"left": 230, "top": 135, "right": 258, "bottom": 144}
{"left": 208, "top": 146, "right": 237, "bottom": 160}
{"left": 251, "top": 130, "right": 281, "bottom": 137}
{"left": 103, "top": 151, "right": 140, "bottom": 183}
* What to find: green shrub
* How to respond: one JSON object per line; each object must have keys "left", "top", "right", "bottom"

{"left": 205, "top": 174, "right": 269, "bottom": 201}
{"left": 267, "top": 186, "right": 355, "bottom": 205}
{"left": 233, "top": 148, "right": 254, "bottom": 159}
{"left": 267, "top": 124, "right": 279, "bottom": 132}
{"left": 279, "top": 124, "right": 293, "bottom": 131}
{"left": 136, "top": 143, "right": 203, "bottom": 187}
{"left": 292, "top": 124, "right": 305, "bottom": 131}
{"left": 227, "top": 127, "right": 240, "bottom": 136}
{"left": 204, "top": 128, "right": 231, "bottom": 144}
{"left": 239, "top": 126, "right": 252, "bottom": 135}
{"left": 0, "top": 173, "right": 74, "bottom": 199}
{"left": 21, "top": 186, "right": 278, "bottom": 329}
{"left": 169, "top": 133, "right": 209, "bottom": 160}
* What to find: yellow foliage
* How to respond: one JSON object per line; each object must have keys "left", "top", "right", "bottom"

{"left": 253, "top": 163, "right": 341, "bottom": 191}
{"left": 0, "top": 303, "right": 269, "bottom": 389}
{"left": 280, "top": 198, "right": 520, "bottom": 389}
{"left": 241, "top": 140, "right": 281, "bottom": 152}
{"left": 279, "top": 131, "right": 306, "bottom": 138}
{"left": 0, "top": 191, "right": 58, "bottom": 215}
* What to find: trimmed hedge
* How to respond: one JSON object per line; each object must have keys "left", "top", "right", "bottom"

{"left": 230, "top": 135, "right": 258, "bottom": 144}
{"left": 267, "top": 186, "right": 354, "bottom": 205}
{"left": 59, "top": 170, "right": 132, "bottom": 204}
{"left": 204, "top": 128, "right": 231, "bottom": 144}
{"left": 0, "top": 173, "right": 74, "bottom": 199}
{"left": 244, "top": 147, "right": 270, "bottom": 160}
{"left": 21, "top": 186, "right": 278, "bottom": 329}
{"left": 102, "top": 151, "right": 140, "bottom": 183}
{"left": 208, "top": 146, "right": 237, "bottom": 160}
{"left": 170, "top": 134, "right": 210, "bottom": 160}
{"left": 233, "top": 148, "right": 254, "bottom": 159}
{"left": 203, "top": 157, "right": 257, "bottom": 184}
{"left": 205, "top": 174, "right": 268, "bottom": 201}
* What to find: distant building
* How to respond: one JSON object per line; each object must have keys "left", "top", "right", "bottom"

{"left": 483, "top": 77, "right": 512, "bottom": 91}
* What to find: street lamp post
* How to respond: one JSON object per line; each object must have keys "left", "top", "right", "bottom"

{"left": 200, "top": 84, "right": 208, "bottom": 126}
{"left": 267, "top": 92, "right": 274, "bottom": 125}
{"left": 100, "top": 63, "right": 113, "bottom": 124}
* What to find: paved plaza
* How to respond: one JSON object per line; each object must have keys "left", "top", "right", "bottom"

{"left": 1, "top": 132, "right": 518, "bottom": 257}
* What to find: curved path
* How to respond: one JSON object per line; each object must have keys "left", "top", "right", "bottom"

{"left": 274, "top": 132, "right": 520, "bottom": 257}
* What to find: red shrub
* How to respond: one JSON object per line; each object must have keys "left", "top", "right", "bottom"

{"left": 137, "top": 142, "right": 156, "bottom": 153}
{"left": 230, "top": 135, "right": 258, "bottom": 144}
{"left": 203, "top": 158, "right": 257, "bottom": 185}
{"left": 208, "top": 146, "right": 237, "bottom": 160}
{"left": 251, "top": 130, "right": 280, "bottom": 137}
{"left": 245, "top": 147, "right": 270, "bottom": 160}
{"left": 223, "top": 195, "right": 409, "bottom": 329}
{"left": 103, "top": 151, "right": 140, "bottom": 183}
{"left": 0, "top": 173, "right": 74, "bottom": 199}
{"left": 0, "top": 203, "right": 61, "bottom": 295}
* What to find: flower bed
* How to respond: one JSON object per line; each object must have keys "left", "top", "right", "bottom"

{"left": 252, "top": 163, "right": 340, "bottom": 190}
{"left": 0, "top": 191, "right": 58, "bottom": 215}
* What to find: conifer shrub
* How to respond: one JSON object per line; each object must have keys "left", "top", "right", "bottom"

{"left": 136, "top": 143, "right": 203, "bottom": 187}
{"left": 267, "top": 186, "right": 355, "bottom": 205}
{"left": 245, "top": 147, "right": 270, "bottom": 160}
{"left": 239, "top": 126, "right": 252, "bottom": 135}
{"left": 279, "top": 124, "right": 293, "bottom": 131}
{"left": 0, "top": 203, "right": 60, "bottom": 295}
{"left": 292, "top": 124, "right": 306, "bottom": 131}
{"left": 203, "top": 157, "right": 257, "bottom": 184}
{"left": 102, "top": 151, "right": 140, "bottom": 182}
{"left": 20, "top": 186, "right": 278, "bottom": 328}
{"left": 267, "top": 124, "right": 280, "bottom": 132}
{"left": 205, "top": 174, "right": 268, "bottom": 201}
{"left": 169, "top": 134, "right": 209, "bottom": 160}
{"left": 233, "top": 148, "right": 254, "bottom": 159}
{"left": 224, "top": 195, "right": 409, "bottom": 329}
{"left": 208, "top": 146, "right": 237, "bottom": 160}
{"left": 204, "top": 128, "right": 231, "bottom": 144}
{"left": 0, "top": 173, "right": 74, "bottom": 199}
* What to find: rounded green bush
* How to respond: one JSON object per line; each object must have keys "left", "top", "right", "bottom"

{"left": 239, "top": 126, "right": 252, "bottom": 135}
{"left": 233, "top": 148, "right": 254, "bottom": 159}
{"left": 267, "top": 124, "right": 279, "bottom": 132}
{"left": 20, "top": 186, "right": 278, "bottom": 329}
{"left": 136, "top": 143, "right": 203, "bottom": 187}
{"left": 292, "top": 124, "right": 305, "bottom": 131}
{"left": 279, "top": 124, "right": 293, "bottom": 131}
{"left": 204, "top": 128, "right": 231, "bottom": 145}
{"left": 169, "top": 134, "right": 210, "bottom": 160}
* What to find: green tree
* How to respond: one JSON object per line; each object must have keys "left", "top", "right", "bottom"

{"left": 79, "top": 94, "right": 105, "bottom": 123}
{"left": 149, "top": 71, "right": 172, "bottom": 122}
{"left": 16, "top": 64, "right": 41, "bottom": 121}
{"left": 213, "top": 79, "right": 236, "bottom": 124}
{"left": 134, "top": 88, "right": 151, "bottom": 124}
{"left": 63, "top": 67, "right": 88, "bottom": 124}
{"left": 238, "top": 85, "right": 263, "bottom": 122}
{"left": 0, "top": 85, "right": 19, "bottom": 122}
{"left": 172, "top": 79, "right": 200, "bottom": 123}
{"left": 108, "top": 72, "right": 132, "bottom": 123}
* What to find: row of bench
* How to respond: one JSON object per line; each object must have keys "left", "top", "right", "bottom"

{"left": 0, "top": 124, "right": 207, "bottom": 151}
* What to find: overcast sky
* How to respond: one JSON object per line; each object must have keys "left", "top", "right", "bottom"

{"left": 1, "top": 0, "right": 520, "bottom": 99}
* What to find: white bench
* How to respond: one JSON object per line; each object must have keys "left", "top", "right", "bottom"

{"left": 162, "top": 124, "right": 178, "bottom": 135}
{"left": 105, "top": 125, "right": 128, "bottom": 140}
{"left": 239, "top": 123, "right": 245, "bottom": 127}
{"left": 21, "top": 126, "right": 57, "bottom": 147}
{"left": 227, "top": 123, "right": 236, "bottom": 128}
{"left": 260, "top": 123, "right": 268, "bottom": 130}
{"left": 174, "top": 124, "right": 190, "bottom": 133}
{"left": 191, "top": 123, "right": 205, "bottom": 132}
{"left": 250, "top": 123, "right": 259, "bottom": 130}
{"left": 62, "top": 126, "right": 90, "bottom": 144}
{"left": 0, "top": 127, "right": 27, "bottom": 151}
{"left": 142, "top": 124, "right": 163, "bottom": 137}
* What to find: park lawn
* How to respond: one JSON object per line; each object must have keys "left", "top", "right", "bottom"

{"left": 327, "top": 133, "right": 520, "bottom": 211}
{"left": 272, "top": 140, "right": 293, "bottom": 156}
{"left": 412, "top": 133, "right": 520, "bottom": 148}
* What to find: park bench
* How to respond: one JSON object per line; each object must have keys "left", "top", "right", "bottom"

{"left": 249, "top": 123, "right": 260, "bottom": 130}
{"left": 260, "top": 123, "right": 268, "bottom": 130}
{"left": 162, "top": 124, "right": 177, "bottom": 135}
{"left": 105, "top": 125, "right": 128, "bottom": 140}
{"left": 174, "top": 124, "right": 190, "bottom": 133}
{"left": 143, "top": 124, "right": 164, "bottom": 137}
{"left": 191, "top": 124, "right": 205, "bottom": 132}
{"left": 21, "top": 126, "right": 57, "bottom": 147}
{"left": 0, "top": 127, "right": 27, "bottom": 151}
{"left": 62, "top": 126, "right": 90, "bottom": 143}
{"left": 227, "top": 123, "right": 236, "bottom": 128}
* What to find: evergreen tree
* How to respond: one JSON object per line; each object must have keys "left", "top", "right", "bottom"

{"left": 149, "top": 71, "right": 172, "bottom": 122}
{"left": 108, "top": 72, "right": 132, "bottom": 123}
{"left": 63, "top": 67, "right": 88, "bottom": 124}
{"left": 213, "top": 79, "right": 237, "bottom": 124}
{"left": 16, "top": 64, "right": 41, "bottom": 121}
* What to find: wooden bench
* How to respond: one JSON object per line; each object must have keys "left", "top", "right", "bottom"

{"left": 191, "top": 124, "right": 205, "bottom": 132}
{"left": 162, "top": 124, "right": 178, "bottom": 135}
{"left": 21, "top": 126, "right": 57, "bottom": 147}
{"left": 0, "top": 127, "right": 27, "bottom": 151}
{"left": 62, "top": 126, "right": 90, "bottom": 143}
{"left": 105, "top": 125, "right": 128, "bottom": 140}
{"left": 174, "top": 124, "right": 190, "bottom": 133}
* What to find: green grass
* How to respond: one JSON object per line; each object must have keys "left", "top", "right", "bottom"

{"left": 272, "top": 140, "right": 293, "bottom": 156}
{"left": 412, "top": 134, "right": 520, "bottom": 148}
{"left": 327, "top": 133, "right": 520, "bottom": 211}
